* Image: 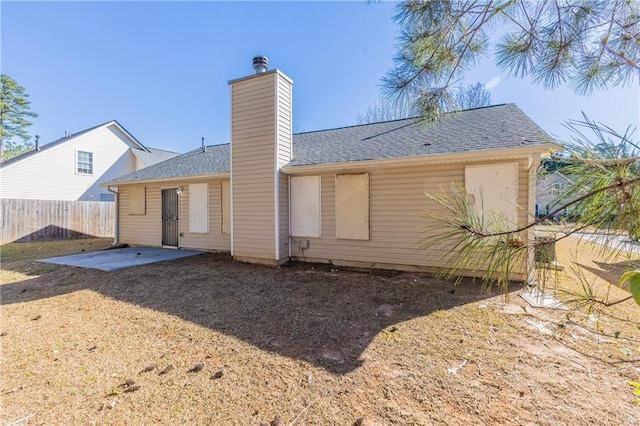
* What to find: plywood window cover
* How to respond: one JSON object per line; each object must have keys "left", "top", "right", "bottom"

{"left": 464, "top": 163, "right": 519, "bottom": 227}
{"left": 189, "top": 183, "right": 209, "bottom": 233}
{"left": 335, "top": 173, "right": 370, "bottom": 240}
{"left": 128, "top": 186, "right": 146, "bottom": 215}
{"left": 290, "top": 175, "right": 321, "bottom": 238}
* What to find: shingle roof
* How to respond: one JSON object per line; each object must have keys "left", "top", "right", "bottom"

{"left": 290, "top": 103, "right": 555, "bottom": 166}
{"left": 132, "top": 147, "right": 180, "bottom": 167}
{"left": 106, "top": 144, "right": 230, "bottom": 184}
{"left": 104, "top": 104, "right": 556, "bottom": 185}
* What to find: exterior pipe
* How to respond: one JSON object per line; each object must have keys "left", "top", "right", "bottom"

{"left": 107, "top": 186, "right": 119, "bottom": 245}
{"left": 288, "top": 174, "right": 292, "bottom": 259}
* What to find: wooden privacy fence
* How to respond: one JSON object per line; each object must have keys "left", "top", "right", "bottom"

{"left": 0, "top": 198, "right": 114, "bottom": 243}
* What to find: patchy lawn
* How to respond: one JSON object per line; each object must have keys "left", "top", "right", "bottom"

{"left": 1, "top": 238, "right": 639, "bottom": 425}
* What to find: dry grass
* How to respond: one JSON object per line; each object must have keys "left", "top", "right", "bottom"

{"left": 1, "top": 238, "right": 640, "bottom": 425}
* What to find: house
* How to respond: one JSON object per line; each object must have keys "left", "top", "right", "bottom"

{"left": 535, "top": 170, "right": 577, "bottom": 218}
{"left": 103, "top": 58, "right": 558, "bottom": 281}
{"left": 0, "top": 121, "right": 178, "bottom": 201}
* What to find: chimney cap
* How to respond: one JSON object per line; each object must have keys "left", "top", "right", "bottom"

{"left": 253, "top": 55, "right": 269, "bottom": 74}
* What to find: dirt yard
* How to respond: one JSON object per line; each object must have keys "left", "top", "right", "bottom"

{"left": 1, "top": 237, "right": 640, "bottom": 425}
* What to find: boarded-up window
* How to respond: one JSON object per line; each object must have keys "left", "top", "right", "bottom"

{"left": 465, "top": 163, "right": 519, "bottom": 227}
{"left": 336, "top": 173, "right": 370, "bottom": 240}
{"left": 128, "top": 186, "right": 146, "bottom": 215}
{"left": 290, "top": 176, "right": 321, "bottom": 237}
{"left": 189, "top": 183, "right": 209, "bottom": 233}
{"left": 221, "top": 180, "right": 231, "bottom": 235}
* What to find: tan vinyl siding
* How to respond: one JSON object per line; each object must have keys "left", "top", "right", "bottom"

{"left": 276, "top": 75, "right": 293, "bottom": 260}
{"left": 526, "top": 155, "right": 541, "bottom": 281}
{"left": 278, "top": 172, "right": 289, "bottom": 258}
{"left": 290, "top": 158, "right": 532, "bottom": 278}
{"left": 276, "top": 79, "right": 292, "bottom": 169}
{"left": 179, "top": 180, "right": 230, "bottom": 251}
{"left": 119, "top": 184, "right": 162, "bottom": 246}
{"left": 527, "top": 156, "right": 539, "bottom": 229}
{"left": 118, "top": 179, "right": 230, "bottom": 251}
{"left": 231, "top": 74, "right": 277, "bottom": 260}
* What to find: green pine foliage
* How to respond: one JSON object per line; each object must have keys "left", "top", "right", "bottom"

{"left": 384, "top": 0, "right": 639, "bottom": 120}
{"left": 1, "top": 74, "right": 38, "bottom": 161}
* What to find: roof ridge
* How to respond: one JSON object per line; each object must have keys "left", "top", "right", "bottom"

{"left": 294, "top": 117, "right": 415, "bottom": 136}
{"left": 145, "top": 146, "right": 181, "bottom": 154}
{"left": 182, "top": 143, "right": 230, "bottom": 155}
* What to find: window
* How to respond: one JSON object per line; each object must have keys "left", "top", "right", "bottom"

{"left": 77, "top": 150, "right": 93, "bottom": 174}
{"left": 335, "top": 173, "right": 370, "bottom": 240}
{"left": 291, "top": 176, "right": 321, "bottom": 237}
{"left": 550, "top": 183, "right": 563, "bottom": 196}
{"left": 189, "top": 183, "right": 209, "bottom": 233}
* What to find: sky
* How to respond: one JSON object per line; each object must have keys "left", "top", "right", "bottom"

{"left": 2, "top": 1, "right": 639, "bottom": 154}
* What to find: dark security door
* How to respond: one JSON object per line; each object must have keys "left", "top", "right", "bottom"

{"left": 162, "top": 188, "right": 179, "bottom": 247}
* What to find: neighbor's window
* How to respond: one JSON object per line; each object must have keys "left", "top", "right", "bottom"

{"left": 77, "top": 150, "right": 93, "bottom": 174}
{"left": 335, "top": 173, "right": 370, "bottom": 240}
{"left": 551, "top": 183, "right": 563, "bottom": 196}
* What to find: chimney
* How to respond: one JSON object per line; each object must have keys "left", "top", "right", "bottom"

{"left": 228, "top": 56, "right": 293, "bottom": 265}
{"left": 201, "top": 137, "right": 206, "bottom": 153}
{"left": 35, "top": 135, "right": 40, "bottom": 151}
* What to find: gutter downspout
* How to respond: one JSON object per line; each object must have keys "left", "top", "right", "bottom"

{"left": 107, "top": 186, "right": 119, "bottom": 245}
{"left": 288, "top": 174, "right": 292, "bottom": 259}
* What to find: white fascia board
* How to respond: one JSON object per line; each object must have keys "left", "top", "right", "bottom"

{"left": 101, "top": 172, "right": 230, "bottom": 187}
{"left": 107, "top": 121, "right": 149, "bottom": 152}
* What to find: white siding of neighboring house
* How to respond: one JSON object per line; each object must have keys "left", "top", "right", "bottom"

{"left": 535, "top": 170, "right": 576, "bottom": 217}
{"left": 134, "top": 156, "right": 146, "bottom": 171}
{"left": 0, "top": 124, "right": 137, "bottom": 201}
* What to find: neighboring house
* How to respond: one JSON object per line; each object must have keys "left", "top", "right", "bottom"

{"left": 0, "top": 121, "right": 178, "bottom": 201}
{"left": 103, "top": 60, "right": 558, "bottom": 281}
{"left": 535, "top": 170, "right": 577, "bottom": 218}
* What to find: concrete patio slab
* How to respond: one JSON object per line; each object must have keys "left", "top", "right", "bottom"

{"left": 520, "top": 287, "right": 568, "bottom": 310}
{"left": 573, "top": 232, "right": 640, "bottom": 254}
{"left": 39, "top": 247, "right": 205, "bottom": 271}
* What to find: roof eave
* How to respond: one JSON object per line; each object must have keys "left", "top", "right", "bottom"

{"left": 281, "top": 144, "right": 560, "bottom": 175}
{"left": 108, "top": 121, "right": 150, "bottom": 152}
{"left": 101, "top": 172, "right": 230, "bottom": 187}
